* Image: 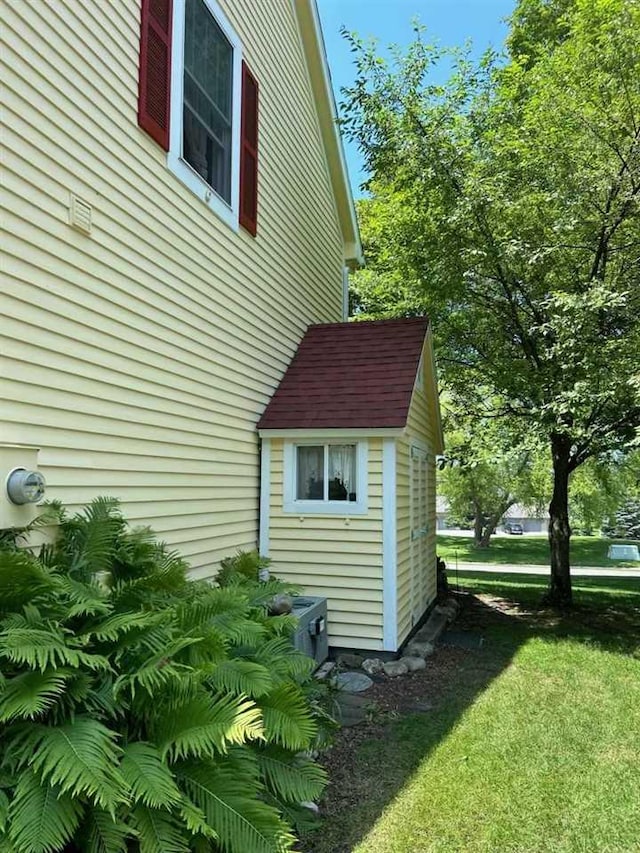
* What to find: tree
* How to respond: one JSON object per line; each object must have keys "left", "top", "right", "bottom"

{"left": 439, "top": 417, "right": 549, "bottom": 547}
{"left": 343, "top": 0, "right": 640, "bottom": 605}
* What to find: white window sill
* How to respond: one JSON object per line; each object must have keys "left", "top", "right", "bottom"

{"left": 283, "top": 499, "right": 368, "bottom": 516}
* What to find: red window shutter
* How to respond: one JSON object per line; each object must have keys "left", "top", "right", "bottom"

{"left": 240, "top": 62, "right": 259, "bottom": 236}
{"left": 138, "top": 0, "right": 173, "bottom": 150}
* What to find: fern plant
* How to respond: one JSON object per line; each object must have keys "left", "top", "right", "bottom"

{"left": 0, "top": 499, "right": 328, "bottom": 853}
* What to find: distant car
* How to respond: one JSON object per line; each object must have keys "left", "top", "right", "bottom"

{"left": 504, "top": 523, "right": 524, "bottom": 535}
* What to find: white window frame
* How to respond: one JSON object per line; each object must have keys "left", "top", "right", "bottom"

{"left": 169, "top": 0, "right": 242, "bottom": 231}
{"left": 283, "top": 440, "right": 368, "bottom": 515}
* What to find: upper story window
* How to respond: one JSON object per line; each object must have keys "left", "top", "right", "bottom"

{"left": 183, "top": 0, "right": 233, "bottom": 204}
{"left": 137, "top": 0, "right": 258, "bottom": 234}
{"left": 283, "top": 441, "right": 369, "bottom": 515}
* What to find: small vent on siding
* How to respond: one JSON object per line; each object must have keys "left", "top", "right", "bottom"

{"left": 69, "top": 194, "right": 92, "bottom": 234}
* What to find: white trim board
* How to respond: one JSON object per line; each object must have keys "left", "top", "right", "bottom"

{"left": 259, "top": 427, "right": 403, "bottom": 439}
{"left": 259, "top": 438, "right": 271, "bottom": 556}
{"left": 382, "top": 438, "right": 398, "bottom": 651}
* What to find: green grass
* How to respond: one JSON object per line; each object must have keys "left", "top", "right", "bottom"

{"left": 437, "top": 533, "right": 640, "bottom": 568}
{"left": 306, "top": 575, "right": 640, "bottom": 853}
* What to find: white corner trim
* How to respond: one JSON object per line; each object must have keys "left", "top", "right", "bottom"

{"left": 382, "top": 439, "right": 398, "bottom": 652}
{"left": 282, "top": 440, "right": 368, "bottom": 515}
{"left": 168, "top": 0, "right": 242, "bottom": 231}
{"left": 259, "top": 438, "right": 271, "bottom": 556}
{"left": 259, "top": 427, "right": 403, "bottom": 439}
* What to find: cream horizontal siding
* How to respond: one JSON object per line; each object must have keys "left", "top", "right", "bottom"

{"left": 0, "top": 0, "right": 346, "bottom": 573}
{"left": 396, "top": 344, "right": 438, "bottom": 647}
{"left": 267, "top": 439, "right": 384, "bottom": 651}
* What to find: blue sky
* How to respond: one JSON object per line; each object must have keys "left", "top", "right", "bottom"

{"left": 316, "top": 0, "right": 515, "bottom": 194}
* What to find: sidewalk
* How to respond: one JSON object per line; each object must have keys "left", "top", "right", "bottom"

{"left": 453, "top": 562, "right": 640, "bottom": 579}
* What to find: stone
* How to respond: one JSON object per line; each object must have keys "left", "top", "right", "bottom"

{"left": 333, "top": 691, "right": 370, "bottom": 726}
{"left": 404, "top": 640, "right": 435, "bottom": 659}
{"left": 337, "top": 652, "right": 364, "bottom": 669}
{"left": 434, "top": 603, "right": 457, "bottom": 622}
{"left": 314, "top": 661, "right": 336, "bottom": 680}
{"left": 334, "top": 671, "right": 373, "bottom": 693}
{"left": 399, "top": 655, "right": 426, "bottom": 672}
{"left": 269, "top": 594, "right": 293, "bottom": 615}
{"left": 361, "top": 657, "right": 385, "bottom": 676}
{"left": 445, "top": 597, "right": 461, "bottom": 613}
{"left": 299, "top": 801, "right": 320, "bottom": 815}
{"left": 382, "top": 660, "right": 409, "bottom": 677}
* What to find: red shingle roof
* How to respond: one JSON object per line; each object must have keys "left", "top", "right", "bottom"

{"left": 258, "top": 317, "right": 430, "bottom": 430}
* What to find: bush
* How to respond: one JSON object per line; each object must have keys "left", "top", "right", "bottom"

{"left": 0, "top": 498, "right": 327, "bottom": 853}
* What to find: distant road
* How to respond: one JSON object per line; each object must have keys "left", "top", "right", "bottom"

{"left": 454, "top": 562, "right": 640, "bottom": 579}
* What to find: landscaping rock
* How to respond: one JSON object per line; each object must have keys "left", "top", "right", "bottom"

{"left": 405, "top": 640, "right": 435, "bottom": 659}
{"left": 333, "top": 690, "right": 370, "bottom": 727}
{"left": 399, "top": 655, "right": 426, "bottom": 672}
{"left": 334, "top": 671, "right": 373, "bottom": 693}
{"left": 435, "top": 603, "right": 457, "bottom": 623}
{"left": 361, "top": 657, "right": 385, "bottom": 676}
{"left": 337, "top": 652, "right": 364, "bottom": 669}
{"left": 314, "top": 661, "right": 336, "bottom": 680}
{"left": 300, "top": 801, "right": 320, "bottom": 815}
{"left": 382, "top": 660, "right": 409, "bottom": 677}
{"left": 419, "top": 609, "right": 450, "bottom": 643}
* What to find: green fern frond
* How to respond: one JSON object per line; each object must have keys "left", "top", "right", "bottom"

{"left": 60, "top": 497, "right": 124, "bottom": 580}
{"left": 13, "top": 718, "right": 126, "bottom": 812}
{"left": 0, "top": 789, "right": 8, "bottom": 833}
{"left": 251, "top": 637, "right": 315, "bottom": 682}
{"left": 76, "top": 807, "right": 130, "bottom": 853}
{"left": 57, "top": 576, "right": 111, "bottom": 618}
{"left": 129, "top": 805, "right": 190, "bottom": 853}
{"left": 79, "top": 610, "right": 159, "bottom": 643}
{"left": 177, "top": 760, "right": 295, "bottom": 853}
{"left": 211, "top": 613, "right": 267, "bottom": 646}
{"left": 175, "top": 587, "right": 249, "bottom": 631}
{"left": 113, "top": 637, "right": 200, "bottom": 701}
{"left": 0, "top": 670, "right": 69, "bottom": 722}
{"left": 208, "top": 660, "right": 273, "bottom": 699}
{"left": 262, "top": 614, "right": 298, "bottom": 637}
{"left": 177, "top": 794, "right": 218, "bottom": 841}
{"left": 257, "top": 747, "right": 326, "bottom": 804}
{"left": 0, "top": 551, "right": 55, "bottom": 614}
{"left": 120, "top": 742, "right": 181, "bottom": 809}
{"left": 8, "top": 771, "right": 84, "bottom": 853}
{"left": 244, "top": 579, "right": 301, "bottom": 610}
{"left": 0, "top": 628, "right": 110, "bottom": 672}
{"left": 258, "top": 686, "right": 317, "bottom": 751}
{"left": 154, "top": 693, "right": 264, "bottom": 761}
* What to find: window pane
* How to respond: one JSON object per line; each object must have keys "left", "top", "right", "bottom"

{"left": 183, "top": 0, "right": 233, "bottom": 202}
{"left": 328, "top": 445, "right": 356, "bottom": 502}
{"left": 297, "top": 446, "right": 324, "bottom": 500}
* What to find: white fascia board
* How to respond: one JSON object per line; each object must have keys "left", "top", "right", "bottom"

{"left": 258, "top": 427, "right": 403, "bottom": 439}
{"left": 294, "top": 0, "right": 363, "bottom": 267}
{"left": 382, "top": 438, "right": 398, "bottom": 652}
{"left": 259, "top": 438, "right": 271, "bottom": 557}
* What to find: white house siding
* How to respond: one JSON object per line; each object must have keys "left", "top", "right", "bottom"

{"left": 0, "top": 0, "right": 345, "bottom": 576}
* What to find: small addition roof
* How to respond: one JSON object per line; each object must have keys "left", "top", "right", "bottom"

{"left": 258, "top": 317, "right": 430, "bottom": 430}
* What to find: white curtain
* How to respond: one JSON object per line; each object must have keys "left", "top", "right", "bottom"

{"left": 297, "top": 446, "right": 324, "bottom": 499}
{"left": 329, "top": 445, "right": 356, "bottom": 501}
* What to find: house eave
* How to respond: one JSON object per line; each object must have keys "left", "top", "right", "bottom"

{"left": 293, "top": 0, "right": 364, "bottom": 267}
{"left": 258, "top": 427, "right": 404, "bottom": 439}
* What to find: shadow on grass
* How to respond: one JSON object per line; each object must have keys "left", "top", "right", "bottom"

{"left": 300, "top": 574, "right": 640, "bottom": 853}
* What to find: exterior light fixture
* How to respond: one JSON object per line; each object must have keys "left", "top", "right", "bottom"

{"left": 6, "top": 468, "right": 46, "bottom": 505}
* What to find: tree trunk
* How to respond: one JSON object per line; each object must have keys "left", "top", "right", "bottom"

{"left": 479, "top": 514, "right": 500, "bottom": 548}
{"left": 473, "top": 503, "right": 484, "bottom": 547}
{"left": 544, "top": 433, "right": 573, "bottom": 607}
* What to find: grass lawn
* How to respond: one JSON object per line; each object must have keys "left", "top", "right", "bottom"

{"left": 303, "top": 575, "right": 640, "bottom": 853}
{"left": 437, "top": 533, "right": 640, "bottom": 568}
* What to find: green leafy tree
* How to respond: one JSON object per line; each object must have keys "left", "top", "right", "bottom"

{"left": 439, "top": 418, "right": 549, "bottom": 546}
{"left": 343, "top": 0, "right": 640, "bottom": 604}
{"left": 0, "top": 499, "right": 329, "bottom": 853}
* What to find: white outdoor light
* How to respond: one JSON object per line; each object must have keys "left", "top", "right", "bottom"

{"left": 6, "top": 468, "right": 46, "bottom": 505}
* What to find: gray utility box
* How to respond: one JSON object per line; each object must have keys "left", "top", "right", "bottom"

{"left": 291, "top": 596, "right": 328, "bottom": 666}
